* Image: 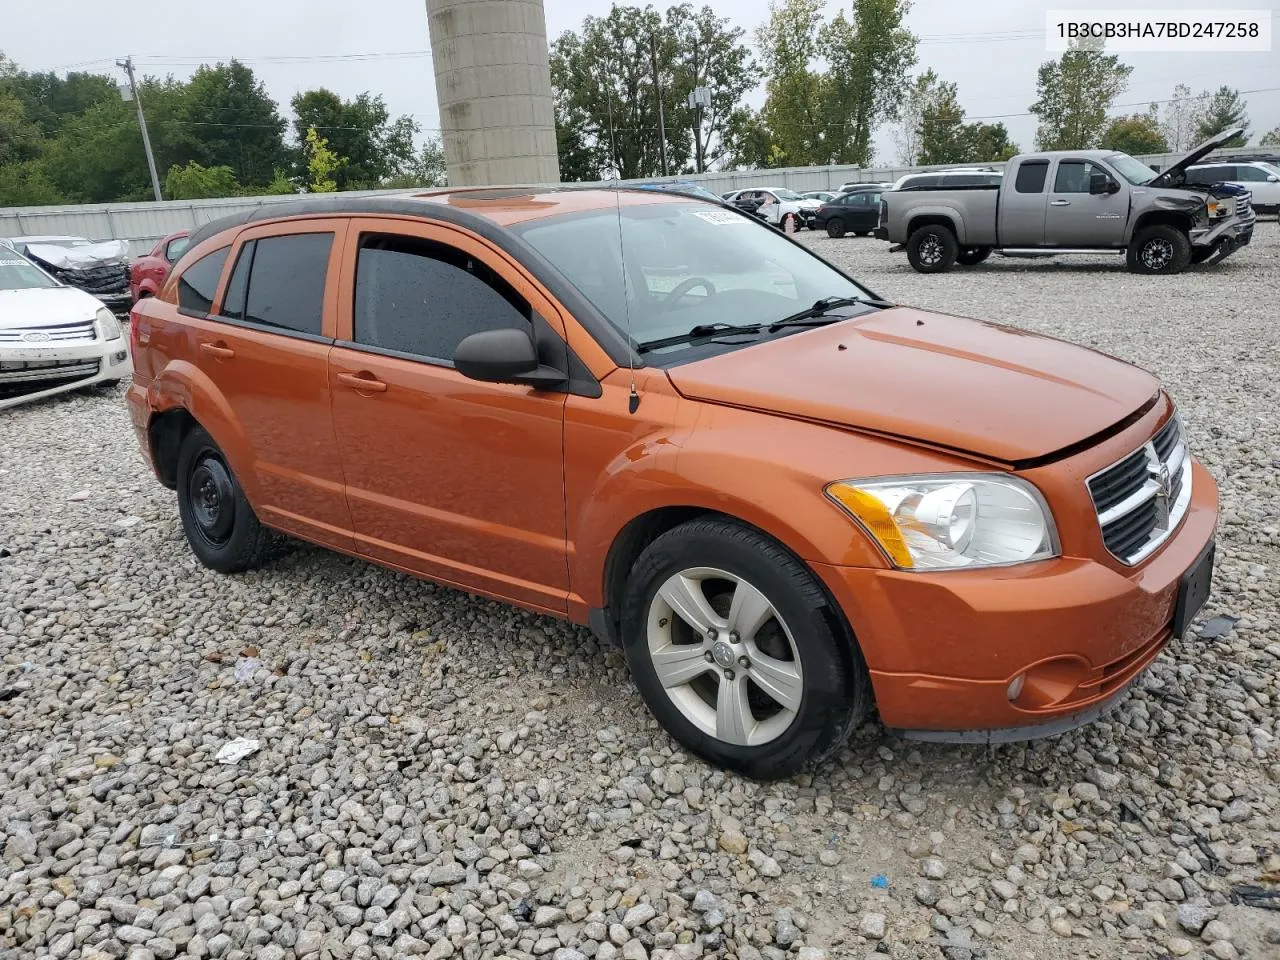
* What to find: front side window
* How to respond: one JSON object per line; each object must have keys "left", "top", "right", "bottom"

{"left": 176, "top": 246, "right": 229, "bottom": 315}
{"left": 240, "top": 233, "right": 333, "bottom": 336}
{"left": 1054, "top": 160, "right": 1109, "bottom": 193}
{"left": 165, "top": 236, "right": 191, "bottom": 263}
{"left": 1014, "top": 161, "right": 1049, "bottom": 193}
{"left": 515, "top": 201, "right": 871, "bottom": 351}
{"left": 1233, "top": 165, "right": 1268, "bottom": 182}
{"left": 353, "top": 235, "right": 530, "bottom": 362}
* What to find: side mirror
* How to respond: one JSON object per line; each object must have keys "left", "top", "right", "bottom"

{"left": 1089, "top": 173, "right": 1119, "bottom": 195}
{"left": 1268, "top": 174, "right": 1279, "bottom": 183}
{"left": 454, "top": 328, "right": 567, "bottom": 389}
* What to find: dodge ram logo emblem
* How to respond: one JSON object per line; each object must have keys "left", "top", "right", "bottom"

{"left": 21, "top": 332, "right": 51, "bottom": 343}
{"left": 1154, "top": 463, "right": 1173, "bottom": 528}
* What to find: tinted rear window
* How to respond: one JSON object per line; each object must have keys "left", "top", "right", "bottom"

{"left": 1014, "top": 161, "right": 1049, "bottom": 193}
{"left": 242, "top": 233, "right": 333, "bottom": 336}
{"left": 177, "top": 246, "right": 229, "bottom": 315}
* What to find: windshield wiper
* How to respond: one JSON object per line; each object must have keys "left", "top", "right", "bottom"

{"left": 768, "top": 296, "right": 888, "bottom": 332}
{"left": 637, "top": 322, "right": 764, "bottom": 352}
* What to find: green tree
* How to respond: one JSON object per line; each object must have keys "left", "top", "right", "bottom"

{"left": 667, "top": 4, "right": 756, "bottom": 172}
{"left": 183, "top": 61, "right": 287, "bottom": 188}
{"left": 755, "top": 0, "right": 826, "bottom": 166}
{"left": 1261, "top": 125, "right": 1280, "bottom": 147}
{"left": 165, "top": 161, "right": 241, "bottom": 199}
{"left": 0, "top": 161, "right": 60, "bottom": 207}
{"left": 1101, "top": 107, "right": 1168, "bottom": 155}
{"left": 2, "top": 69, "right": 117, "bottom": 140}
{"left": 291, "top": 89, "right": 417, "bottom": 189}
{"left": 1193, "top": 86, "right": 1249, "bottom": 145}
{"left": 964, "top": 122, "right": 1017, "bottom": 162}
{"left": 916, "top": 80, "right": 966, "bottom": 164}
{"left": 817, "top": 0, "right": 917, "bottom": 165}
{"left": 722, "top": 108, "right": 778, "bottom": 169}
{"left": 303, "top": 126, "right": 342, "bottom": 193}
{"left": 380, "top": 138, "right": 448, "bottom": 188}
{"left": 1030, "top": 40, "right": 1132, "bottom": 150}
{"left": 1159, "top": 84, "right": 1206, "bottom": 153}
{"left": 893, "top": 69, "right": 942, "bottom": 164}
{"left": 260, "top": 168, "right": 297, "bottom": 195}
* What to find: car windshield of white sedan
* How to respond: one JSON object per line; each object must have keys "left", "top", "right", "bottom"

{"left": 771, "top": 189, "right": 802, "bottom": 200}
{"left": 516, "top": 202, "right": 869, "bottom": 347}
{"left": 0, "top": 258, "right": 57, "bottom": 291}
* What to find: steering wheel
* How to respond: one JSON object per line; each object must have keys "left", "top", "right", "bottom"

{"left": 662, "top": 276, "right": 717, "bottom": 309}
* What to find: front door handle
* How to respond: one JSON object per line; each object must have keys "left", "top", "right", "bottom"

{"left": 200, "top": 341, "right": 235, "bottom": 360}
{"left": 337, "top": 371, "right": 388, "bottom": 393}
{"left": 1049, "top": 199, "right": 1071, "bottom": 206}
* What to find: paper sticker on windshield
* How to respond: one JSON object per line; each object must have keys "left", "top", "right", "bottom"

{"left": 693, "top": 210, "right": 750, "bottom": 225}
{"left": 0, "top": 260, "right": 28, "bottom": 266}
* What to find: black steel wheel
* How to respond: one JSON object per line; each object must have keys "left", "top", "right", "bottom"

{"left": 176, "top": 426, "right": 270, "bottom": 573}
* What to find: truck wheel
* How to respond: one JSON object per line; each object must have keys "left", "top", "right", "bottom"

{"left": 956, "top": 246, "right": 992, "bottom": 266}
{"left": 1127, "top": 226, "right": 1191, "bottom": 274}
{"left": 906, "top": 225, "right": 958, "bottom": 273}
{"left": 826, "top": 218, "right": 847, "bottom": 238}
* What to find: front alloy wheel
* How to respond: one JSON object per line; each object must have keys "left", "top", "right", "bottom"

{"left": 647, "top": 567, "right": 803, "bottom": 747}
{"left": 621, "top": 517, "right": 871, "bottom": 779}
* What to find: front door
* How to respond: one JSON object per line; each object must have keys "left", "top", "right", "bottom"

{"left": 1044, "top": 159, "right": 1129, "bottom": 247}
{"left": 328, "top": 219, "right": 570, "bottom": 614}
{"left": 185, "top": 219, "right": 355, "bottom": 551}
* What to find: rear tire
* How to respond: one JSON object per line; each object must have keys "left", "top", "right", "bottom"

{"left": 906, "top": 224, "right": 959, "bottom": 273}
{"left": 620, "top": 517, "right": 871, "bottom": 780}
{"left": 826, "top": 218, "right": 847, "bottom": 238}
{"left": 1127, "top": 226, "right": 1191, "bottom": 274}
{"left": 956, "top": 246, "right": 992, "bottom": 266}
{"left": 176, "top": 426, "right": 270, "bottom": 573}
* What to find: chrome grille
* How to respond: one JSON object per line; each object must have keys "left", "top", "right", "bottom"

{"left": 1237, "top": 193, "right": 1252, "bottom": 216}
{"left": 0, "top": 321, "right": 97, "bottom": 344}
{"left": 1087, "top": 417, "right": 1192, "bottom": 565}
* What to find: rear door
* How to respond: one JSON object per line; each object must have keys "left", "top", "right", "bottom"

{"left": 845, "top": 191, "right": 881, "bottom": 232}
{"left": 327, "top": 218, "right": 570, "bottom": 614}
{"left": 186, "top": 219, "right": 355, "bottom": 550}
{"left": 1044, "top": 158, "right": 1128, "bottom": 247}
{"left": 998, "top": 159, "right": 1050, "bottom": 246}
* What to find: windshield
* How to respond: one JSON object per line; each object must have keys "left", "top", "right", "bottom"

{"left": 771, "top": 188, "right": 802, "bottom": 201}
{"left": 0, "top": 256, "right": 57, "bottom": 291}
{"left": 515, "top": 201, "right": 870, "bottom": 348}
{"left": 1106, "top": 153, "right": 1158, "bottom": 185}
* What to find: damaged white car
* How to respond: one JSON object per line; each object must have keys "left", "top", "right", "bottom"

{"left": 1, "top": 235, "right": 132, "bottom": 312}
{"left": 0, "top": 251, "right": 132, "bottom": 410}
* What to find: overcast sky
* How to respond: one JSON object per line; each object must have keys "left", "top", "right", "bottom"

{"left": 5, "top": 0, "right": 1278, "bottom": 165}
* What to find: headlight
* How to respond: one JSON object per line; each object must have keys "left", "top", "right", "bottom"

{"left": 826, "top": 474, "right": 1059, "bottom": 570}
{"left": 94, "top": 307, "right": 122, "bottom": 341}
{"left": 1206, "top": 199, "right": 1229, "bottom": 219}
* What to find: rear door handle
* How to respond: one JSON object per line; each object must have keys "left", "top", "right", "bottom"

{"left": 337, "top": 371, "right": 388, "bottom": 393}
{"left": 1049, "top": 199, "right": 1071, "bottom": 206}
{"left": 199, "top": 342, "right": 235, "bottom": 360}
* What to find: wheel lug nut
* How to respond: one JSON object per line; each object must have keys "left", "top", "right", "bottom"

{"left": 704, "top": 652, "right": 714, "bottom": 663}
{"left": 729, "top": 631, "right": 739, "bottom": 642}
{"left": 723, "top": 669, "right": 735, "bottom": 681}
{"left": 738, "top": 656, "right": 750, "bottom": 667}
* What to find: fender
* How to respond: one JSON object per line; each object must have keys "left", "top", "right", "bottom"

{"left": 905, "top": 205, "right": 969, "bottom": 244}
{"left": 148, "top": 360, "right": 260, "bottom": 503}
{"left": 568, "top": 417, "right": 904, "bottom": 613}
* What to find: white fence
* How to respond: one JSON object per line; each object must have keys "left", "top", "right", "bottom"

{"left": 0, "top": 151, "right": 1214, "bottom": 256}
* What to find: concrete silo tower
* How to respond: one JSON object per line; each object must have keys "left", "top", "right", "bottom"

{"left": 425, "top": 0, "right": 561, "bottom": 185}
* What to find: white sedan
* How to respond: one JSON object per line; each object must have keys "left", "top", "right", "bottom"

{"left": 1, "top": 251, "right": 132, "bottom": 410}
{"left": 723, "top": 188, "right": 822, "bottom": 230}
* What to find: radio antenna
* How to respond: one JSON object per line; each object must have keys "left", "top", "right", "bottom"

{"left": 612, "top": 168, "right": 640, "bottom": 414}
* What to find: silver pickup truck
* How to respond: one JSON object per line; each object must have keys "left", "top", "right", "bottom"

{"left": 877, "top": 128, "right": 1256, "bottom": 275}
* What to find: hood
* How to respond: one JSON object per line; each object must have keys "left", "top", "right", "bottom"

{"left": 796, "top": 198, "right": 823, "bottom": 210}
{"left": 664, "top": 307, "right": 1158, "bottom": 464}
{"left": 25, "top": 239, "right": 129, "bottom": 270}
{"left": 0, "top": 286, "right": 104, "bottom": 330}
{"left": 1150, "top": 126, "right": 1246, "bottom": 187}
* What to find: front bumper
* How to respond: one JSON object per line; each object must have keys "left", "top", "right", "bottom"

{"left": 813, "top": 459, "right": 1219, "bottom": 737}
{"left": 1190, "top": 212, "right": 1255, "bottom": 249}
{"left": 0, "top": 338, "right": 132, "bottom": 410}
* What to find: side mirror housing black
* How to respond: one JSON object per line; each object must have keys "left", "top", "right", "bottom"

{"left": 454, "top": 328, "right": 567, "bottom": 390}
{"left": 1090, "top": 173, "right": 1121, "bottom": 195}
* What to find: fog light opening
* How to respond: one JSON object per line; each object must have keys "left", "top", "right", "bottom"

{"left": 1006, "top": 673, "right": 1026, "bottom": 703}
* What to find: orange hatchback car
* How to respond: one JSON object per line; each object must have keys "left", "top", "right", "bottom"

{"left": 127, "top": 189, "right": 1218, "bottom": 779}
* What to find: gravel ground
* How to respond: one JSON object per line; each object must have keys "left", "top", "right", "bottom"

{"left": 2, "top": 224, "right": 1279, "bottom": 960}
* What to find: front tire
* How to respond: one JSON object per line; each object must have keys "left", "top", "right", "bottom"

{"left": 621, "top": 517, "right": 871, "bottom": 780}
{"left": 906, "top": 224, "right": 958, "bottom": 273}
{"left": 826, "top": 218, "right": 847, "bottom": 239}
{"left": 176, "top": 426, "right": 270, "bottom": 573}
{"left": 1127, "top": 226, "right": 1191, "bottom": 274}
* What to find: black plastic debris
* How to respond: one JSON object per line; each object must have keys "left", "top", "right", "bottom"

{"left": 1198, "top": 615, "right": 1239, "bottom": 639}
{"left": 1229, "top": 884, "right": 1280, "bottom": 911}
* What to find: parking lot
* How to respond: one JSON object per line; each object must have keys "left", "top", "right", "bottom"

{"left": 1, "top": 227, "right": 1278, "bottom": 960}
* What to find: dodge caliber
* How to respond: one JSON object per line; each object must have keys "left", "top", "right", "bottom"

{"left": 126, "top": 189, "right": 1218, "bottom": 779}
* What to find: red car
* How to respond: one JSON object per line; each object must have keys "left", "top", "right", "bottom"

{"left": 130, "top": 231, "right": 190, "bottom": 303}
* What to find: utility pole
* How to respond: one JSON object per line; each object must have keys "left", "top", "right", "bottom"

{"left": 600, "top": 70, "right": 618, "bottom": 179}
{"left": 116, "top": 56, "right": 163, "bottom": 202}
{"left": 691, "top": 38, "right": 703, "bottom": 174}
{"left": 649, "top": 33, "right": 669, "bottom": 177}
